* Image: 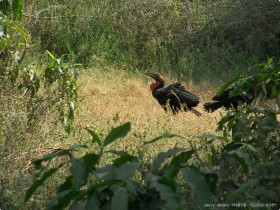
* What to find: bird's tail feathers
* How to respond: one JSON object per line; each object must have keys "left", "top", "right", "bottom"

{"left": 203, "top": 102, "right": 223, "bottom": 112}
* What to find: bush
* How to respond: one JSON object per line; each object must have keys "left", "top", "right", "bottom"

{"left": 1, "top": 1, "right": 79, "bottom": 208}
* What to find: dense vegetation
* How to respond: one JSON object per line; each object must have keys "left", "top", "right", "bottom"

{"left": 1, "top": 0, "right": 279, "bottom": 209}
{"left": 24, "top": 0, "right": 280, "bottom": 81}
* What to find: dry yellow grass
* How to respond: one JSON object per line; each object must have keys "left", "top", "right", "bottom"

{"left": 75, "top": 67, "right": 224, "bottom": 162}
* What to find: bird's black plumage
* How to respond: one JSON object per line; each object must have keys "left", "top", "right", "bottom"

{"left": 145, "top": 72, "right": 201, "bottom": 116}
{"left": 203, "top": 87, "right": 255, "bottom": 112}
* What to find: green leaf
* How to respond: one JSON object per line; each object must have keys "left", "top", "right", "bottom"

{"left": 152, "top": 147, "right": 185, "bottom": 172}
{"left": 162, "top": 165, "right": 177, "bottom": 178}
{"left": 47, "top": 190, "right": 79, "bottom": 210}
{"left": 69, "top": 202, "right": 86, "bottom": 210}
{"left": 111, "top": 187, "right": 128, "bottom": 210}
{"left": 12, "top": 0, "right": 22, "bottom": 20}
{"left": 46, "top": 50, "right": 55, "bottom": 59}
{"left": 103, "top": 122, "right": 131, "bottom": 147}
{"left": 25, "top": 164, "right": 63, "bottom": 202}
{"left": 83, "top": 153, "right": 99, "bottom": 170}
{"left": 68, "top": 144, "right": 87, "bottom": 151}
{"left": 87, "top": 180, "right": 121, "bottom": 193}
{"left": 144, "top": 133, "right": 186, "bottom": 145}
{"left": 223, "top": 142, "right": 243, "bottom": 151}
{"left": 154, "top": 183, "right": 179, "bottom": 210}
{"left": 58, "top": 176, "right": 73, "bottom": 193}
{"left": 70, "top": 158, "right": 86, "bottom": 190}
{"left": 201, "top": 133, "right": 222, "bottom": 140}
{"left": 85, "top": 193, "right": 100, "bottom": 210}
{"left": 33, "top": 150, "right": 69, "bottom": 169}
{"left": 226, "top": 179, "right": 258, "bottom": 203}
{"left": 199, "top": 168, "right": 219, "bottom": 194}
{"left": 113, "top": 154, "right": 137, "bottom": 167}
{"left": 228, "top": 150, "right": 251, "bottom": 174}
{"left": 217, "top": 76, "right": 242, "bottom": 96}
{"left": 181, "top": 168, "right": 212, "bottom": 208}
{"left": 70, "top": 153, "right": 99, "bottom": 190}
{"left": 86, "top": 128, "right": 102, "bottom": 146}
{"left": 125, "top": 180, "right": 138, "bottom": 197}
{"left": 113, "top": 162, "right": 140, "bottom": 180}
{"left": 239, "top": 143, "right": 262, "bottom": 157}
{"left": 159, "top": 177, "right": 180, "bottom": 194}
{"left": 170, "top": 150, "right": 195, "bottom": 167}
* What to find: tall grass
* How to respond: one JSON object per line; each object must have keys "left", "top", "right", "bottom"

{"left": 23, "top": 0, "right": 280, "bottom": 83}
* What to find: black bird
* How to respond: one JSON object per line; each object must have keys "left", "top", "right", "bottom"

{"left": 203, "top": 87, "right": 256, "bottom": 112}
{"left": 145, "top": 72, "right": 201, "bottom": 116}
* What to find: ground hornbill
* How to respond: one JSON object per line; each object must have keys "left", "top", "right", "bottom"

{"left": 145, "top": 72, "right": 202, "bottom": 116}
{"left": 203, "top": 86, "right": 257, "bottom": 112}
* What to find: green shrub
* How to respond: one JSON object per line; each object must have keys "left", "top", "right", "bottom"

{"left": 1, "top": 1, "right": 79, "bottom": 208}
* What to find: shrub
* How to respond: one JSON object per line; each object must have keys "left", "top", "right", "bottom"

{"left": 1, "top": 1, "right": 79, "bottom": 208}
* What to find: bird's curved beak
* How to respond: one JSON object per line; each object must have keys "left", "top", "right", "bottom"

{"left": 145, "top": 72, "right": 158, "bottom": 80}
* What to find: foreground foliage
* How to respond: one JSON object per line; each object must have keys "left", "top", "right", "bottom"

{"left": 0, "top": 0, "right": 79, "bottom": 133}
{"left": 25, "top": 59, "right": 279, "bottom": 209}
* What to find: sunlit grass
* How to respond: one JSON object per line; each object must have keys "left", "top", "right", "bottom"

{"left": 76, "top": 67, "right": 224, "bottom": 163}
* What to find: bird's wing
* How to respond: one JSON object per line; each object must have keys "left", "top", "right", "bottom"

{"left": 152, "top": 85, "right": 172, "bottom": 104}
{"left": 212, "top": 88, "right": 234, "bottom": 103}
{"left": 153, "top": 83, "right": 200, "bottom": 107}
{"left": 169, "top": 83, "right": 200, "bottom": 106}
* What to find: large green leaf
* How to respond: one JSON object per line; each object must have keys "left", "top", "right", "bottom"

{"left": 111, "top": 187, "right": 128, "bottom": 210}
{"left": 144, "top": 133, "right": 186, "bottom": 145}
{"left": 85, "top": 192, "right": 100, "bottom": 210}
{"left": 70, "top": 158, "right": 86, "bottom": 190}
{"left": 217, "top": 76, "right": 242, "bottom": 96}
{"left": 25, "top": 164, "right": 63, "bottom": 202}
{"left": 58, "top": 176, "right": 73, "bottom": 193}
{"left": 12, "top": 0, "right": 22, "bottom": 20}
{"left": 70, "top": 153, "right": 99, "bottom": 190}
{"left": 113, "top": 162, "right": 140, "bottom": 180}
{"left": 69, "top": 202, "right": 86, "bottom": 210}
{"left": 87, "top": 180, "right": 121, "bottom": 194}
{"left": 154, "top": 183, "right": 179, "bottom": 210}
{"left": 225, "top": 179, "right": 258, "bottom": 203}
{"left": 47, "top": 190, "right": 79, "bottom": 210}
{"left": 152, "top": 147, "right": 185, "bottom": 172}
{"left": 228, "top": 150, "right": 251, "bottom": 174}
{"left": 33, "top": 150, "right": 68, "bottom": 169}
{"left": 68, "top": 144, "right": 87, "bottom": 151}
{"left": 159, "top": 177, "right": 180, "bottom": 194}
{"left": 33, "top": 145, "right": 85, "bottom": 169}
{"left": 113, "top": 154, "right": 137, "bottom": 167}
{"left": 181, "top": 168, "right": 212, "bottom": 209}
{"left": 103, "top": 122, "right": 131, "bottom": 147}
{"left": 86, "top": 128, "right": 102, "bottom": 146}
{"left": 170, "top": 150, "right": 195, "bottom": 167}
{"left": 225, "top": 143, "right": 262, "bottom": 157}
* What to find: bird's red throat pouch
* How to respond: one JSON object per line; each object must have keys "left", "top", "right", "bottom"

{"left": 150, "top": 82, "right": 159, "bottom": 91}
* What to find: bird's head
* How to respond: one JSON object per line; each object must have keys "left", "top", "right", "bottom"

{"left": 145, "top": 72, "right": 165, "bottom": 91}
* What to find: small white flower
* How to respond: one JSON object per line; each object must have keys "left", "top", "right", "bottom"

{"left": 15, "top": 51, "right": 20, "bottom": 63}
